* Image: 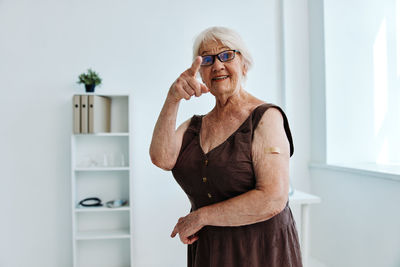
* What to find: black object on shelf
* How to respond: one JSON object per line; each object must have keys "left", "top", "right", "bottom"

{"left": 79, "top": 197, "right": 103, "bottom": 207}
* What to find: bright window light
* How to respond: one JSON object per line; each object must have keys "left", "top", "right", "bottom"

{"left": 373, "top": 19, "right": 388, "bottom": 137}
{"left": 397, "top": 0, "right": 400, "bottom": 77}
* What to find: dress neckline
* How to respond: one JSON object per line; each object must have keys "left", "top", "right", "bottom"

{"left": 198, "top": 103, "right": 266, "bottom": 156}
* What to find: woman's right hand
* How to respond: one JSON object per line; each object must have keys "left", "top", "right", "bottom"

{"left": 150, "top": 56, "right": 208, "bottom": 170}
{"left": 168, "top": 56, "right": 210, "bottom": 102}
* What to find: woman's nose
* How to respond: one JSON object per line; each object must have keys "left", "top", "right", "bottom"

{"left": 211, "top": 58, "right": 225, "bottom": 72}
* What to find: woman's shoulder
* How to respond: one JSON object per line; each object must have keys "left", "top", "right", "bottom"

{"left": 251, "top": 102, "right": 294, "bottom": 156}
{"left": 176, "top": 114, "right": 202, "bottom": 135}
{"left": 250, "top": 100, "right": 284, "bottom": 119}
{"left": 247, "top": 94, "right": 282, "bottom": 112}
{"left": 254, "top": 102, "right": 287, "bottom": 126}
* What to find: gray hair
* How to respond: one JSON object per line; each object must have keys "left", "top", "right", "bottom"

{"left": 193, "top": 26, "right": 253, "bottom": 73}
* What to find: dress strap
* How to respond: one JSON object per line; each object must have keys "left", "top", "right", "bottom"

{"left": 176, "top": 115, "right": 203, "bottom": 160}
{"left": 186, "top": 115, "right": 202, "bottom": 134}
{"left": 251, "top": 103, "right": 294, "bottom": 157}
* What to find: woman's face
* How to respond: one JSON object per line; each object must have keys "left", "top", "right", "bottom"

{"left": 199, "top": 40, "right": 246, "bottom": 97}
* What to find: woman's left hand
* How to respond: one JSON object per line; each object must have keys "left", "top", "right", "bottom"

{"left": 171, "top": 210, "right": 205, "bottom": 244}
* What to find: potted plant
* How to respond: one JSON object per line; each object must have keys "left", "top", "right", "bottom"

{"left": 77, "top": 68, "right": 102, "bottom": 93}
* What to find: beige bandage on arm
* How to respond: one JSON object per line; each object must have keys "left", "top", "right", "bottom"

{"left": 265, "top": 146, "right": 281, "bottom": 154}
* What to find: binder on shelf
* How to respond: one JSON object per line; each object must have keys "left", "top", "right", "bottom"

{"left": 88, "top": 95, "right": 111, "bottom": 133}
{"left": 81, "top": 95, "right": 89, "bottom": 134}
{"left": 73, "top": 95, "right": 81, "bottom": 133}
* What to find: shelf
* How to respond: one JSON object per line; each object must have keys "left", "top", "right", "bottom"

{"left": 75, "top": 206, "right": 130, "bottom": 213}
{"left": 71, "top": 94, "right": 132, "bottom": 266}
{"left": 289, "top": 190, "right": 321, "bottom": 205}
{"left": 74, "top": 167, "right": 130, "bottom": 172}
{"left": 73, "top": 132, "right": 129, "bottom": 137}
{"left": 76, "top": 229, "right": 131, "bottom": 240}
{"left": 76, "top": 238, "right": 131, "bottom": 267}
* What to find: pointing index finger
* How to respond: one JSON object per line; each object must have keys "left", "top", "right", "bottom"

{"left": 171, "top": 226, "right": 178, "bottom": 238}
{"left": 187, "top": 56, "right": 202, "bottom": 77}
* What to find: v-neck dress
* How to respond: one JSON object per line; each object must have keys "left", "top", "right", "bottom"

{"left": 172, "top": 103, "right": 302, "bottom": 267}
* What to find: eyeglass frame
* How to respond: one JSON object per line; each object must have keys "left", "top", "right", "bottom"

{"left": 200, "top": 49, "right": 240, "bottom": 66}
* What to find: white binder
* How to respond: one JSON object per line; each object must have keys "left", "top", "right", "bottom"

{"left": 88, "top": 95, "right": 111, "bottom": 133}
{"left": 80, "top": 95, "right": 89, "bottom": 134}
{"left": 73, "top": 95, "right": 81, "bottom": 134}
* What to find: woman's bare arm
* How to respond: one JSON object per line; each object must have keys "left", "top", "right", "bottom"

{"left": 149, "top": 57, "right": 209, "bottom": 170}
{"left": 149, "top": 97, "right": 190, "bottom": 170}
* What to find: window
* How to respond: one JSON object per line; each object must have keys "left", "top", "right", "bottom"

{"left": 324, "top": 0, "right": 400, "bottom": 167}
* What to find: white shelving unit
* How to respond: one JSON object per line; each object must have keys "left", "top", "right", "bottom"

{"left": 71, "top": 94, "right": 132, "bottom": 267}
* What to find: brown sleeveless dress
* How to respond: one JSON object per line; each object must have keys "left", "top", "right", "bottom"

{"left": 172, "top": 103, "right": 302, "bottom": 267}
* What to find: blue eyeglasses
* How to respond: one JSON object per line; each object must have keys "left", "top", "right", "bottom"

{"left": 201, "top": 50, "right": 240, "bottom": 66}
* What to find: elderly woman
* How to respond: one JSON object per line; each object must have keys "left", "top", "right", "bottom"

{"left": 150, "top": 26, "right": 302, "bottom": 267}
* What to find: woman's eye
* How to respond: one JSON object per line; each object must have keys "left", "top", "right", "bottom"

{"left": 202, "top": 56, "right": 213, "bottom": 65}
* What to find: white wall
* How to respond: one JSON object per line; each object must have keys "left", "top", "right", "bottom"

{"left": 0, "top": 0, "right": 298, "bottom": 266}
{"left": 283, "top": 0, "right": 311, "bottom": 192}
{"left": 309, "top": 167, "right": 400, "bottom": 267}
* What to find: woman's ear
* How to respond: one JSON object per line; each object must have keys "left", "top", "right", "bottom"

{"left": 242, "top": 64, "right": 248, "bottom": 76}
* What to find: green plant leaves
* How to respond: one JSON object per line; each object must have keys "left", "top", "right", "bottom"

{"left": 77, "top": 68, "right": 102, "bottom": 86}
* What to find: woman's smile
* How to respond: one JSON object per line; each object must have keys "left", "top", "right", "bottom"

{"left": 212, "top": 75, "right": 230, "bottom": 82}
